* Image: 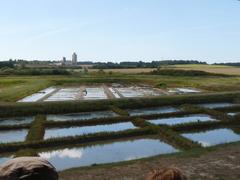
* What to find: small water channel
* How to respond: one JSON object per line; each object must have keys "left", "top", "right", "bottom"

{"left": 44, "top": 122, "right": 136, "bottom": 139}
{"left": 47, "top": 111, "right": 118, "bottom": 122}
{"left": 198, "top": 102, "right": 236, "bottom": 109}
{"left": 182, "top": 128, "right": 240, "bottom": 147}
{"left": 128, "top": 107, "right": 179, "bottom": 116}
{"left": 147, "top": 114, "right": 217, "bottom": 126}
{"left": 0, "top": 129, "right": 28, "bottom": 143}
{"left": 0, "top": 116, "right": 34, "bottom": 126}
{"left": 39, "top": 138, "right": 179, "bottom": 171}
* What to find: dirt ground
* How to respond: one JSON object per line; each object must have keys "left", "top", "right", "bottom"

{"left": 59, "top": 143, "right": 240, "bottom": 180}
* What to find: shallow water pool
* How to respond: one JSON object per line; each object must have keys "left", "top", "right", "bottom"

{"left": 198, "top": 103, "right": 236, "bottom": 109}
{"left": 128, "top": 107, "right": 179, "bottom": 116}
{"left": 0, "top": 116, "right": 34, "bottom": 126}
{"left": 148, "top": 114, "right": 217, "bottom": 125}
{"left": 0, "top": 129, "right": 28, "bottom": 143}
{"left": 44, "top": 122, "right": 136, "bottom": 139}
{"left": 182, "top": 128, "right": 240, "bottom": 147}
{"left": 39, "top": 138, "right": 178, "bottom": 171}
{"left": 47, "top": 111, "right": 118, "bottom": 122}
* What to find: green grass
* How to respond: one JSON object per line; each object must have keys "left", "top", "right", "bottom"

{"left": 26, "top": 115, "right": 46, "bottom": 142}
{"left": 0, "top": 72, "right": 240, "bottom": 102}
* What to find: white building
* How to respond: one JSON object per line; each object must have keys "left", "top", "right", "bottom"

{"left": 72, "top": 52, "right": 77, "bottom": 65}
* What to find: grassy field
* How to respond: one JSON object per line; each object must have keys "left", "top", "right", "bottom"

{"left": 0, "top": 68, "right": 240, "bottom": 102}
{"left": 163, "top": 64, "right": 240, "bottom": 75}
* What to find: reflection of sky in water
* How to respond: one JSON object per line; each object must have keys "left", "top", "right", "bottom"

{"left": 199, "top": 103, "right": 235, "bottom": 109}
{"left": 18, "top": 87, "right": 56, "bottom": 102}
{"left": 227, "top": 112, "right": 238, "bottom": 116}
{"left": 45, "top": 88, "right": 81, "bottom": 101}
{"left": 44, "top": 122, "right": 136, "bottom": 139}
{"left": 0, "top": 157, "right": 11, "bottom": 165}
{"left": 182, "top": 128, "right": 240, "bottom": 147}
{"left": 47, "top": 111, "right": 117, "bottom": 122}
{"left": 39, "top": 139, "right": 178, "bottom": 171}
{"left": 0, "top": 129, "right": 28, "bottom": 143}
{"left": 84, "top": 88, "right": 107, "bottom": 100}
{"left": 116, "top": 87, "right": 145, "bottom": 98}
{"left": 0, "top": 116, "right": 34, "bottom": 126}
{"left": 148, "top": 114, "right": 216, "bottom": 125}
{"left": 128, "top": 107, "right": 179, "bottom": 116}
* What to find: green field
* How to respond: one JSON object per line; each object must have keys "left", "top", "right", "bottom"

{"left": 0, "top": 67, "right": 240, "bottom": 102}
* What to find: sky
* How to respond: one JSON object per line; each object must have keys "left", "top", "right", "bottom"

{"left": 0, "top": 0, "right": 240, "bottom": 63}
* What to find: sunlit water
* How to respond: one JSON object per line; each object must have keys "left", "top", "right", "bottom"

{"left": 0, "top": 156, "right": 11, "bottom": 165}
{"left": 45, "top": 88, "right": 81, "bottom": 101}
{"left": 39, "top": 138, "right": 179, "bottom": 171}
{"left": 148, "top": 114, "right": 217, "bottom": 125}
{"left": 182, "top": 128, "right": 240, "bottom": 147}
{"left": 227, "top": 112, "right": 238, "bottom": 116}
{"left": 0, "top": 129, "right": 28, "bottom": 143}
{"left": 0, "top": 116, "right": 34, "bottom": 126}
{"left": 44, "top": 122, "right": 136, "bottom": 139}
{"left": 83, "top": 87, "right": 108, "bottom": 100}
{"left": 116, "top": 87, "right": 145, "bottom": 98}
{"left": 18, "top": 87, "right": 56, "bottom": 102}
{"left": 47, "top": 111, "right": 118, "bottom": 122}
{"left": 128, "top": 107, "right": 179, "bottom": 116}
{"left": 198, "top": 103, "right": 236, "bottom": 109}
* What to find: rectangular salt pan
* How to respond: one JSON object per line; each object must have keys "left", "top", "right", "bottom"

{"left": 182, "top": 128, "right": 240, "bottom": 147}
{"left": 18, "top": 87, "right": 56, "bottom": 102}
{"left": 45, "top": 88, "right": 81, "bottom": 101}
{"left": 148, "top": 114, "right": 217, "bottom": 125}
{"left": 116, "top": 87, "right": 145, "bottom": 98}
{"left": 39, "top": 138, "right": 178, "bottom": 171}
{"left": 83, "top": 88, "right": 108, "bottom": 100}
{"left": 44, "top": 122, "right": 136, "bottom": 139}
{"left": 0, "top": 129, "right": 28, "bottom": 143}
{"left": 199, "top": 103, "right": 235, "bottom": 109}
{"left": 47, "top": 111, "right": 117, "bottom": 122}
{"left": 128, "top": 107, "right": 179, "bottom": 116}
{"left": 0, "top": 116, "right": 34, "bottom": 126}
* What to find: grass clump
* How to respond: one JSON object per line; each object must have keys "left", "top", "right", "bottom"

{"left": 110, "top": 106, "right": 129, "bottom": 116}
{"left": 156, "top": 125, "right": 201, "bottom": 150}
{"left": 26, "top": 115, "right": 46, "bottom": 142}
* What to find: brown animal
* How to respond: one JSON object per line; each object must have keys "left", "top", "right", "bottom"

{"left": 146, "top": 166, "right": 188, "bottom": 180}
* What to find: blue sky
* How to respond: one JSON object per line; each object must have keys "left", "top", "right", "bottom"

{"left": 0, "top": 0, "right": 240, "bottom": 63}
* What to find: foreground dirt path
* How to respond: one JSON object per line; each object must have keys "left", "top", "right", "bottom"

{"left": 60, "top": 143, "right": 240, "bottom": 180}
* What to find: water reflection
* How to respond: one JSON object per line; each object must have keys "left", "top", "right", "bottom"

{"left": 0, "top": 116, "right": 34, "bottom": 126}
{"left": 128, "top": 107, "right": 179, "bottom": 116}
{"left": 47, "top": 111, "right": 118, "bottom": 122}
{"left": 44, "top": 122, "right": 136, "bottom": 139}
{"left": 148, "top": 114, "right": 216, "bottom": 125}
{"left": 0, "top": 129, "right": 28, "bottom": 143}
{"left": 0, "top": 157, "right": 11, "bottom": 165}
{"left": 39, "top": 138, "right": 178, "bottom": 171}
{"left": 199, "top": 103, "right": 235, "bottom": 109}
{"left": 182, "top": 128, "right": 240, "bottom": 147}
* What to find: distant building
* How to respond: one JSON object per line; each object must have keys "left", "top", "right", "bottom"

{"left": 62, "top": 57, "right": 66, "bottom": 65}
{"left": 72, "top": 52, "right": 77, "bottom": 65}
